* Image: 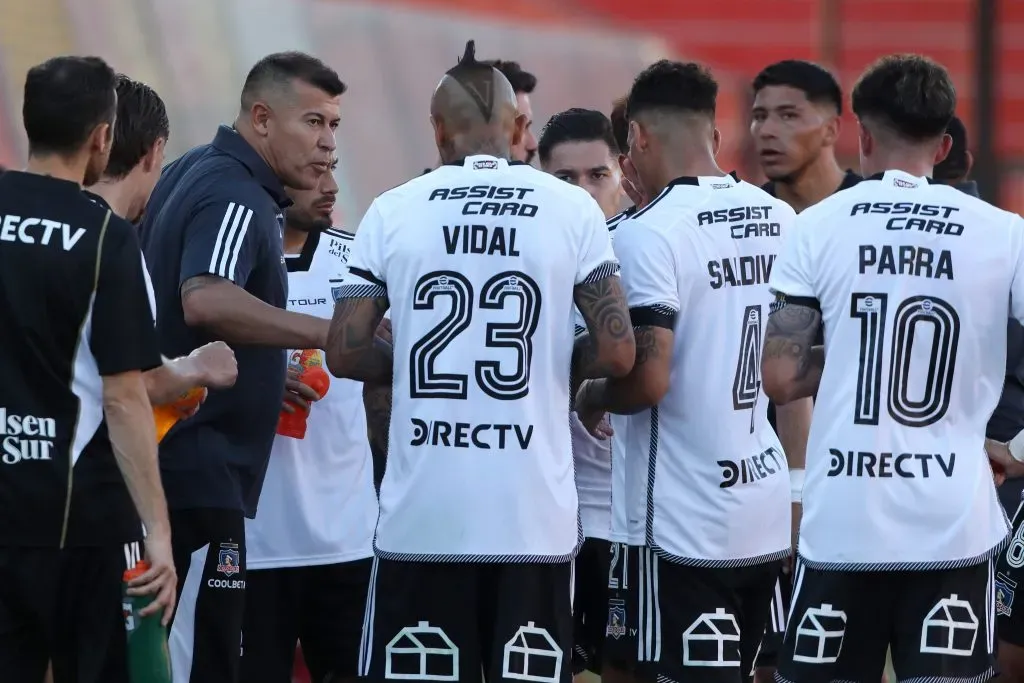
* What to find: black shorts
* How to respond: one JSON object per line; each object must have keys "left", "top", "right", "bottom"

{"left": 240, "top": 558, "right": 372, "bottom": 682}
{"left": 572, "top": 537, "right": 612, "bottom": 674}
{"left": 167, "top": 508, "right": 246, "bottom": 683}
{"left": 0, "top": 543, "right": 133, "bottom": 683}
{"left": 754, "top": 569, "right": 791, "bottom": 669}
{"left": 360, "top": 557, "right": 573, "bottom": 683}
{"left": 997, "top": 497, "right": 1024, "bottom": 645}
{"left": 777, "top": 556, "right": 996, "bottom": 683}
{"left": 603, "top": 542, "right": 639, "bottom": 669}
{"left": 622, "top": 546, "right": 780, "bottom": 683}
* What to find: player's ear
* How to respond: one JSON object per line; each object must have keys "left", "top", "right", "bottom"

{"left": 934, "top": 134, "right": 953, "bottom": 166}
{"left": 857, "top": 120, "right": 873, "bottom": 158}
{"left": 512, "top": 112, "right": 527, "bottom": 151}
{"left": 90, "top": 121, "right": 112, "bottom": 155}
{"left": 823, "top": 114, "right": 841, "bottom": 147}
{"left": 250, "top": 101, "right": 272, "bottom": 137}
{"left": 142, "top": 138, "right": 167, "bottom": 173}
{"left": 712, "top": 128, "right": 722, "bottom": 157}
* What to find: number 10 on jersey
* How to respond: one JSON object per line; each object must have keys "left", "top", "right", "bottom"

{"left": 409, "top": 270, "right": 541, "bottom": 401}
{"left": 850, "top": 292, "right": 960, "bottom": 428}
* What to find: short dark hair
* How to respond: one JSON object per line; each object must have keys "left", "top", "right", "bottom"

{"left": 23, "top": 56, "right": 117, "bottom": 156}
{"left": 626, "top": 60, "right": 718, "bottom": 121}
{"left": 538, "top": 108, "right": 619, "bottom": 164}
{"left": 481, "top": 59, "right": 537, "bottom": 94}
{"left": 610, "top": 96, "right": 629, "bottom": 154}
{"left": 103, "top": 75, "right": 170, "bottom": 179}
{"left": 933, "top": 115, "right": 970, "bottom": 181}
{"left": 752, "top": 60, "right": 843, "bottom": 114}
{"left": 241, "top": 51, "right": 346, "bottom": 109}
{"left": 852, "top": 54, "right": 955, "bottom": 142}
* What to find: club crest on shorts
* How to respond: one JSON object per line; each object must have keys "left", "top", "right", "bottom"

{"left": 606, "top": 600, "right": 627, "bottom": 639}
{"left": 997, "top": 572, "right": 1017, "bottom": 616}
{"left": 217, "top": 543, "right": 241, "bottom": 577}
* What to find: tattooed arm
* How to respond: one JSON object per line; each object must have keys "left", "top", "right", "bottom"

{"left": 325, "top": 294, "right": 392, "bottom": 383}
{"left": 571, "top": 275, "right": 636, "bottom": 380}
{"left": 761, "top": 294, "right": 825, "bottom": 405}
{"left": 362, "top": 317, "right": 392, "bottom": 491}
{"left": 181, "top": 275, "right": 330, "bottom": 349}
{"left": 576, "top": 322, "right": 674, "bottom": 419}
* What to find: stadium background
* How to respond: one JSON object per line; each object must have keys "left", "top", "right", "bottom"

{"left": 0, "top": 0, "right": 1019, "bottom": 681}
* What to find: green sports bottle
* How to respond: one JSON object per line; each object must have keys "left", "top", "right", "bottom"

{"left": 122, "top": 560, "right": 172, "bottom": 683}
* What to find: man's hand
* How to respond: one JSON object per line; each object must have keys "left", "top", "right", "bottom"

{"left": 282, "top": 368, "right": 323, "bottom": 414}
{"left": 986, "top": 438, "right": 1019, "bottom": 484}
{"left": 127, "top": 530, "right": 178, "bottom": 626}
{"left": 375, "top": 317, "right": 393, "bottom": 346}
{"left": 575, "top": 382, "right": 613, "bottom": 439}
{"left": 189, "top": 341, "right": 238, "bottom": 389}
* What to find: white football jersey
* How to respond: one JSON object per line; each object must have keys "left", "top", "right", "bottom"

{"left": 246, "top": 228, "right": 377, "bottom": 569}
{"left": 770, "top": 169, "right": 1021, "bottom": 569}
{"left": 573, "top": 209, "right": 632, "bottom": 542}
{"left": 340, "top": 155, "right": 618, "bottom": 561}
{"left": 613, "top": 174, "right": 794, "bottom": 565}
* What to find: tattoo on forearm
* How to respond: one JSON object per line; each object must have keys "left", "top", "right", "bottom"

{"left": 327, "top": 296, "right": 392, "bottom": 382}
{"left": 633, "top": 326, "right": 661, "bottom": 365}
{"left": 572, "top": 276, "right": 632, "bottom": 379}
{"left": 180, "top": 274, "right": 226, "bottom": 299}
{"left": 363, "top": 383, "right": 392, "bottom": 458}
{"left": 764, "top": 304, "right": 824, "bottom": 381}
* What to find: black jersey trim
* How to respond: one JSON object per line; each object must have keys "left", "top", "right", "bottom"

{"left": 335, "top": 283, "right": 387, "bottom": 300}
{"left": 866, "top": 171, "right": 939, "bottom": 184}
{"left": 652, "top": 545, "right": 791, "bottom": 569}
{"left": 630, "top": 304, "right": 677, "bottom": 330}
{"left": 574, "top": 323, "right": 587, "bottom": 339}
{"left": 796, "top": 536, "right": 1007, "bottom": 572}
{"left": 347, "top": 267, "right": 386, "bottom": 289}
{"left": 325, "top": 227, "right": 354, "bottom": 241}
{"left": 581, "top": 261, "right": 620, "bottom": 284}
{"left": 286, "top": 229, "right": 320, "bottom": 273}
{"left": 644, "top": 405, "right": 660, "bottom": 543}
{"left": 770, "top": 293, "right": 821, "bottom": 314}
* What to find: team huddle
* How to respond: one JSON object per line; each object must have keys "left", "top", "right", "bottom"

{"left": 3, "top": 33, "right": 1024, "bottom": 683}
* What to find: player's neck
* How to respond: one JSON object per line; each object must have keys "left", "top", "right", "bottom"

{"left": 87, "top": 179, "right": 137, "bottom": 221}
{"left": 648, "top": 154, "right": 724, "bottom": 197}
{"left": 25, "top": 153, "right": 88, "bottom": 187}
{"left": 282, "top": 226, "right": 310, "bottom": 255}
{"left": 774, "top": 156, "right": 846, "bottom": 213}
{"left": 863, "top": 154, "right": 935, "bottom": 181}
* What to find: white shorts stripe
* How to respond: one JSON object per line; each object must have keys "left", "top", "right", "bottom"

{"left": 358, "top": 556, "right": 380, "bottom": 676}
{"left": 168, "top": 544, "right": 209, "bottom": 683}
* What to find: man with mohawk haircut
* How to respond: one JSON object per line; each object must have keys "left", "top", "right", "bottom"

{"left": 328, "top": 40, "right": 634, "bottom": 683}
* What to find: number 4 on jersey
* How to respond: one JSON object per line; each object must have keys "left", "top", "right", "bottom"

{"left": 733, "top": 305, "right": 762, "bottom": 434}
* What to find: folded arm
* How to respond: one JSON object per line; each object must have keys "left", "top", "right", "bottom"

{"left": 761, "top": 295, "right": 825, "bottom": 405}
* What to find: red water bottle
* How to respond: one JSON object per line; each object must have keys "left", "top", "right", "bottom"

{"left": 277, "top": 350, "right": 331, "bottom": 440}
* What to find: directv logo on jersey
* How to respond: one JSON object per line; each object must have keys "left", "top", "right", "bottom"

{"left": 718, "top": 447, "right": 785, "bottom": 488}
{"left": 410, "top": 418, "right": 534, "bottom": 450}
{"left": 0, "top": 409, "right": 56, "bottom": 464}
{"left": 826, "top": 448, "right": 955, "bottom": 478}
{"left": 0, "top": 216, "right": 86, "bottom": 251}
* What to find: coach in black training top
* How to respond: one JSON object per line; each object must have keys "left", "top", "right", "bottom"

{"left": 139, "top": 51, "right": 344, "bottom": 682}
{"left": 0, "top": 56, "right": 175, "bottom": 683}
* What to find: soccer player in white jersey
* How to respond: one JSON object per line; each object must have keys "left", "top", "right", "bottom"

{"left": 538, "top": 107, "right": 628, "bottom": 681}
{"left": 240, "top": 160, "right": 377, "bottom": 683}
{"left": 748, "top": 59, "right": 854, "bottom": 683}
{"left": 575, "top": 60, "right": 797, "bottom": 683}
{"left": 326, "top": 41, "right": 635, "bottom": 683}
{"left": 763, "top": 54, "right": 1017, "bottom": 683}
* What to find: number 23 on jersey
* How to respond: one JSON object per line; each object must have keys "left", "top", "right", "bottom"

{"left": 409, "top": 269, "right": 542, "bottom": 401}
